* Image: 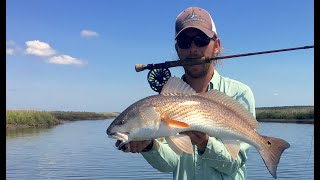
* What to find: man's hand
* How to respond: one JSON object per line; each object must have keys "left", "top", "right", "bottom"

{"left": 115, "top": 140, "right": 153, "bottom": 153}
{"left": 181, "top": 131, "right": 209, "bottom": 152}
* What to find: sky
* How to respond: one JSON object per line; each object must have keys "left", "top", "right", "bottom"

{"left": 6, "top": 0, "right": 314, "bottom": 113}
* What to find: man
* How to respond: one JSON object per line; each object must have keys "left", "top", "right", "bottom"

{"left": 115, "top": 6, "right": 256, "bottom": 180}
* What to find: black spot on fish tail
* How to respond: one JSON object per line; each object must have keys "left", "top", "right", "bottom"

{"left": 259, "top": 136, "right": 290, "bottom": 179}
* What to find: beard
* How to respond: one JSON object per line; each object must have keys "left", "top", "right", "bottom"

{"left": 183, "top": 62, "right": 211, "bottom": 78}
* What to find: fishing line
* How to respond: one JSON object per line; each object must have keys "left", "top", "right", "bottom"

{"left": 304, "top": 131, "right": 314, "bottom": 169}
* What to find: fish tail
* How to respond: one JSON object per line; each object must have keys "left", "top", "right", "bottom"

{"left": 259, "top": 136, "right": 290, "bottom": 179}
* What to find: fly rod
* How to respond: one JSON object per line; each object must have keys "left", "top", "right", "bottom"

{"left": 136, "top": 45, "right": 314, "bottom": 92}
{"left": 135, "top": 45, "right": 314, "bottom": 72}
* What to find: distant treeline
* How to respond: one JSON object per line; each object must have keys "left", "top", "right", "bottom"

{"left": 6, "top": 106, "right": 314, "bottom": 128}
{"left": 255, "top": 106, "right": 314, "bottom": 119}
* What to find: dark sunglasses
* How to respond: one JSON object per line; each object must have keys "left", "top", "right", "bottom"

{"left": 176, "top": 34, "right": 216, "bottom": 49}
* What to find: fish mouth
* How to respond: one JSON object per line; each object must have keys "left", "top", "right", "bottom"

{"left": 108, "top": 132, "right": 129, "bottom": 142}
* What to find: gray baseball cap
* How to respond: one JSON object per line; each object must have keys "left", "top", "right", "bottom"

{"left": 175, "top": 7, "right": 217, "bottom": 38}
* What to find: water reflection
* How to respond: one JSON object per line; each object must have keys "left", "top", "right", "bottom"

{"left": 246, "top": 122, "right": 314, "bottom": 180}
{"left": 6, "top": 120, "right": 314, "bottom": 180}
{"left": 6, "top": 126, "right": 56, "bottom": 139}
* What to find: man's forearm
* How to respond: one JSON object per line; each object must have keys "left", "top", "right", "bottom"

{"left": 141, "top": 139, "right": 179, "bottom": 172}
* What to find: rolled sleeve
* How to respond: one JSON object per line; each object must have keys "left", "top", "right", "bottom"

{"left": 199, "top": 137, "right": 248, "bottom": 176}
{"left": 141, "top": 139, "right": 179, "bottom": 172}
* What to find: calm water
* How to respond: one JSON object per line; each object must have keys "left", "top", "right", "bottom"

{"left": 6, "top": 120, "right": 314, "bottom": 180}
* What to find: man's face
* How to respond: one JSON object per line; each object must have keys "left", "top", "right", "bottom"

{"left": 175, "top": 28, "right": 219, "bottom": 78}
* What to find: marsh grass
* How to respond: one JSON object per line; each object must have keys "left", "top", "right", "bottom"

{"left": 49, "top": 111, "right": 118, "bottom": 121}
{"left": 256, "top": 106, "right": 314, "bottom": 119}
{"left": 6, "top": 110, "right": 60, "bottom": 127}
{"left": 6, "top": 110, "right": 119, "bottom": 128}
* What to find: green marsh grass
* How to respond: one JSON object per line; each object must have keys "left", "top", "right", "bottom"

{"left": 6, "top": 110, "right": 60, "bottom": 127}
{"left": 49, "top": 111, "right": 118, "bottom": 121}
{"left": 256, "top": 106, "right": 314, "bottom": 119}
{"left": 6, "top": 110, "right": 118, "bottom": 128}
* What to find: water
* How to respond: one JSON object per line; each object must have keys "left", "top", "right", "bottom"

{"left": 6, "top": 120, "right": 314, "bottom": 180}
{"left": 246, "top": 123, "right": 314, "bottom": 180}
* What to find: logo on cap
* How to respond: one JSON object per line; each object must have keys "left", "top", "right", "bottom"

{"left": 188, "top": 10, "right": 198, "bottom": 19}
{"left": 181, "top": 10, "right": 206, "bottom": 25}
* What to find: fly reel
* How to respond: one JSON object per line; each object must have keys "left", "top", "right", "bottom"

{"left": 147, "top": 68, "right": 171, "bottom": 93}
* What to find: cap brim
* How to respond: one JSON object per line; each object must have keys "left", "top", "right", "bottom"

{"left": 175, "top": 26, "right": 215, "bottom": 39}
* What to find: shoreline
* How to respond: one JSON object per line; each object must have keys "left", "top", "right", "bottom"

{"left": 6, "top": 110, "right": 119, "bottom": 130}
{"left": 6, "top": 106, "right": 314, "bottom": 129}
{"left": 257, "top": 118, "right": 314, "bottom": 124}
{"left": 7, "top": 118, "right": 314, "bottom": 130}
{"left": 6, "top": 118, "right": 110, "bottom": 130}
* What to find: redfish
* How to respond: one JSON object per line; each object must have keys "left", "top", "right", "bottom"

{"left": 106, "top": 77, "right": 290, "bottom": 179}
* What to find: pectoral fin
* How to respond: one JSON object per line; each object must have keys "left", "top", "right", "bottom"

{"left": 221, "top": 139, "right": 241, "bottom": 160}
{"left": 162, "top": 118, "right": 190, "bottom": 128}
{"left": 166, "top": 135, "right": 193, "bottom": 155}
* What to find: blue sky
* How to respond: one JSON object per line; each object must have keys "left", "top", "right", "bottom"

{"left": 6, "top": 0, "right": 314, "bottom": 112}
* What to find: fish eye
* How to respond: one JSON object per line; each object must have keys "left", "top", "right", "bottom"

{"left": 118, "top": 119, "right": 125, "bottom": 125}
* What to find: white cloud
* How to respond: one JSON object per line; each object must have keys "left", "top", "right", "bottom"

{"left": 81, "top": 30, "right": 99, "bottom": 37}
{"left": 6, "top": 48, "right": 14, "bottom": 55}
{"left": 11, "top": 39, "right": 88, "bottom": 66}
{"left": 6, "top": 40, "right": 20, "bottom": 55}
{"left": 47, "top": 55, "right": 86, "bottom": 65}
{"left": 273, "top": 93, "right": 279, "bottom": 96}
{"left": 25, "top": 40, "right": 56, "bottom": 57}
{"left": 6, "top": 40, "right": 16, "bottom": 46}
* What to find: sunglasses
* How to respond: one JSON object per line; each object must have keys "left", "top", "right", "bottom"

{"left": 176, "top": 33, "right": 216, "bottom": 49}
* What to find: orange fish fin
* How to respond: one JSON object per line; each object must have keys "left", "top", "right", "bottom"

{"left": 166, "top": 135, "right": 193, "bottom": 155}
{"left": 162, "top": 118, "right": 190, "bottom": 128}
{"left": 221, "top": 139, "right": 240, "bottom": 160}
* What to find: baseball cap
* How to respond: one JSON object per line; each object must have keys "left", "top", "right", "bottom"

{"left": 175, "top": 7, "right": 217, "bottom": 39}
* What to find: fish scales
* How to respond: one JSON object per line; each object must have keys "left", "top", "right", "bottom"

{"left": 141, "top": 94, "right": 263, "bottom": 147}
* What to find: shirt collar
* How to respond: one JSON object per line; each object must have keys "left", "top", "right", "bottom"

{"left": 181, "top": 69, "right": 221, "bottom": 91}
{"left": 209, "top": 69, "right": 221, "bottom": 90}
